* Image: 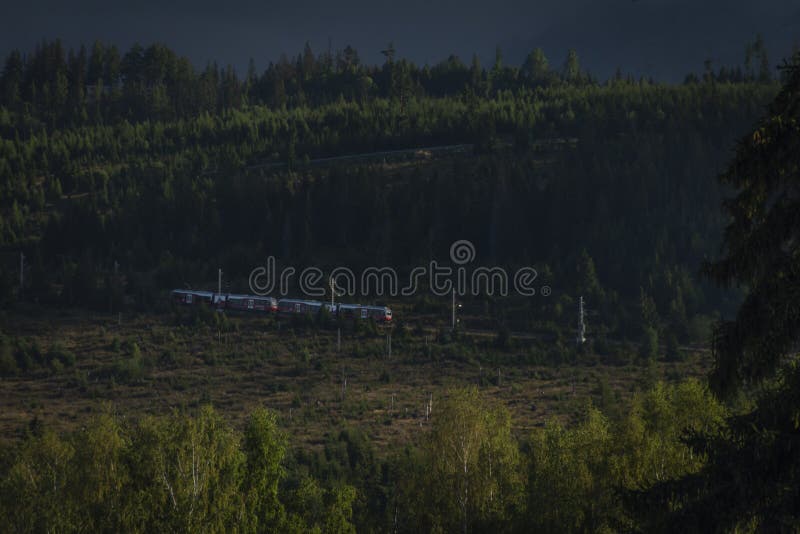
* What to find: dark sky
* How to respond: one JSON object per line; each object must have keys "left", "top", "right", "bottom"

{"left": 2, "top": 0, "right": 798, "bottom": 80}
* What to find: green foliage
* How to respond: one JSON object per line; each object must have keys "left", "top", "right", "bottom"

{"left": 527, "top": 380, "right": 726, "bottom": 532}
{"left": 281, "top": 475, "right": 358, "bottom": 534}
{"left": 0, "top": 405, "right": 357, "bottom": 534}
{"left": 0, "top": 336, "right": 77, "bottom": 375}
{"left": 0, "top": 42, "right": 778, "bottom": 299}
{"left": 0, "top": 48, "right": 778, "bottom": 336}
{"left": 123, "top": 406, "right": 244, "bottom": 532}
{"left": 527, "top": 407, "right": 614, "bottom": 532}
{"left": 634, "top": 53, "right": 800, "bottom": 532}
{"left": 1, "top": 429, "right": 77, "bottom": 532}
{"left": 0, "top": 379, "right": 734, "bottom": 533}
{"left": 241, "top": 408, "right": 287, "bottom": 531}
{"left": 323, "top": 484, "right": 357, "bottom": 534}
{"left": 396, "top": 387, "right": 524, "bottom": 532}
{"left": 702, "top": 54, "right": 800, "bottom": 396}
{"left": 47, "top": 341, "right": 76, "bottom": 368}
{"left": 636, "top": 363, "right": 800, "bottom": 532}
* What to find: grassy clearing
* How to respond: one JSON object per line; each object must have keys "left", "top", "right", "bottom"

{"left": 0, "top": 306, "right": 710, "bottom": 453}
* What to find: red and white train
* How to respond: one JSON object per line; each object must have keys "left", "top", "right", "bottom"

{"left": 170, "top": 289, "right": 392, "bottom": 322}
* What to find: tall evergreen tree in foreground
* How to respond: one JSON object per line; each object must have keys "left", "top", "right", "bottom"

{"left": 633, "top": 52, "right": 800, "bottom": 532}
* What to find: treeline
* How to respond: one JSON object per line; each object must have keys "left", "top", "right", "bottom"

{"left": 0, "top": 36, "right": 777, "bottom": 129}
{"left": 0, "top": 85, "right": 774, "bottom": 342}
{"left": 0, "top": 38, "right": 783, "bottom": 346}
{"left": 0, "top": 407, "right": 359, "bottom": 533}
{"left": 0, "top": 382, "right": 728, "bottom": 533}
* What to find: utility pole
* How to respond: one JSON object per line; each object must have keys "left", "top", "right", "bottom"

{"left": 218, "top": 268, "right": 222, "bottom": 296}
{"left": 451, "top": 288, "right": 462, "bottom": 330}
{"left": 577, "top": 295, "right": 586, "bottom": 345}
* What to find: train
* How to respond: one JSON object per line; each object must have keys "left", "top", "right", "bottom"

{"left": 170, "top": 289, "right": 393, "bottom": 322}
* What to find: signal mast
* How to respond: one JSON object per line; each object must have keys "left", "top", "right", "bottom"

{"left": 577, "top": 295, "right": 586, "bottom": 345}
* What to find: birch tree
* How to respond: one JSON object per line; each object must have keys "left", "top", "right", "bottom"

{"left": 400, "top": 387, "right": 523, "bottom": 533}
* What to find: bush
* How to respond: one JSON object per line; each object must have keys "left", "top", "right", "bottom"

{"left": 47, "top": 342, "right": 76, "bottom": 368}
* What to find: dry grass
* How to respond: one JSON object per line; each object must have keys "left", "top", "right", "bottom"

{"left": 0, "top": 307, "right": 710, "bottom": 454}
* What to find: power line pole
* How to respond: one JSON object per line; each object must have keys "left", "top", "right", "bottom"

{"left": 452, "top": 288, "right": 455, "bottom": 329}
{"left": 451, "top": 288, "right": 461, "bottom": 330}
{"left": 577, "top": 295, "right": 586, "bottom": 345}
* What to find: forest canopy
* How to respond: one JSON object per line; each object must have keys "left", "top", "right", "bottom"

{"left": 0, "top": 39, "right": 782, "bottom": 347}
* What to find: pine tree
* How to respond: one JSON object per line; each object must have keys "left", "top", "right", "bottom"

{"left": 522, "top": 48, "right": 549, "bottom": 83}
{"left": 634, "top": 52, "right": 800, "bottom": 532}
{"left": 563, "top": 49, "right": 581, "bottom": 83}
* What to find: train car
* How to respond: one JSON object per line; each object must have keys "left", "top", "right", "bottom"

{"left": 225, "top": 294, "right": 278, "bottom": 313}
{"left": 171, "top": 289, "right": 215, "bottom": 306}
{"left": 336, "top": 303, "right": 361, "bottom": 319}
{"left": 335, "top": 303, "right": 392, "bottom": 322}
{"left": 362, "top": 305, "right": 393, "bottom": 322}
{"left": 277, "top": 298, "right": 324, "bottom": 315}
{"left": 172, "top": 289, "right": 392, "bottom": 322}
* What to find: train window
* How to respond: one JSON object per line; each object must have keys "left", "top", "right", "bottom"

{"left": 186, "top": 294, "right": 193, "bottom": 304}
{"left": 361, "top": 308, "right": 368, "bottom": 319}
{"left": 248, "top": 299, "right": 254, "bottom": 309}
{"left": 295, "top": 303, "right": 301, "bottom": 313}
